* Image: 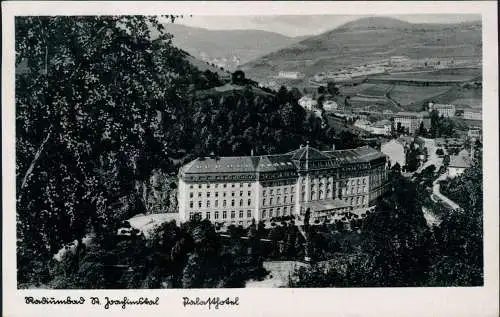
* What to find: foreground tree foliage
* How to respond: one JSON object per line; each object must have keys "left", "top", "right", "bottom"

{"left": 46, "top": 218, "right": 266, "bottom": 288}
{"left": 290, "top": 161, "right": 483, "bottom": 287}
{"left": 16, "top": 16, "right": 323, "bottom": 288}
{"left": 16, "top": 15, "right": 198, "bottom": 286}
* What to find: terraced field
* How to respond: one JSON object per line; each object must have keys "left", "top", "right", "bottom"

{"left": 339, "top": 83, "right": 375, "bottom": 96}
{"left": 357, "top": 84, "right": 392, "bottom": 98}
{"left": 389, "top": 85, "right": 452, "bottom": 108}
{"left": 451, "top": 98, "right": 482, "bottom": 108}
{"left": 369, "top": 68, "right": 481, "bottom": 83}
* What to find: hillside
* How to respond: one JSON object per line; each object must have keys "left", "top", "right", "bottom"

{"left": 241, "top": 16, "right": 482, "bottom": 82}
{"left": 160, "top": 23, "right": 305, "bottom": 70}
{"left": 183, "top": 54, "right": 232, "bottom": 79}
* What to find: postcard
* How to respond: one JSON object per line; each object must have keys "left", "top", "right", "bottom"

{"left": 2, "top": 1, "right": 498, "bottom": 316}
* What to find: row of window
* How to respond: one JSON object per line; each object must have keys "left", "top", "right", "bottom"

{"left": 306, "top": 190, "right": 337, "bottom": 201}
{"left": 303, "top": 190, "right": 368, "bottom": 205}
{"left": 302, "top": 183, "right": 367, "bottom": 193}
{"left": 189, "top": 191, "right": 252, "bottom": 198}
{"left": 262, "top": 195, "right": 294, "bottom": 206}
{"left": 189, "top": 210, "right": 253, "bottom": 220}
{"left": 346, "top": 196, "right": 367, "bottom": 205}
{"left": 262, "top": 186, "right": 295, "bottom": 196}
{"left": 189, "top": 199, "right": 252, "bottom": 209}
{"left": 300, "top": 177, "right": 368, "bottom": 187}
{"left": 189, "top": 183, "right": 252, "bottom": 190}
{"left": 261, "top": 179, "right": 296, "bottom": 187}
{"left": 346, "top": 186, "right": 367, "bottom": 194}
{"left": 261, "top": 206, "right": 292, "bottom": 219}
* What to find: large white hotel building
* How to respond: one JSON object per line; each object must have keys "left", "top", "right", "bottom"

{"left": 178, "top": 144, "right": 389, "bottom": 228}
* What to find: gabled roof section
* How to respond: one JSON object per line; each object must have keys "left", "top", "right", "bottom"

{"left": 257, "top": 154, "right": 296, "bottom": 172}
{"left": 289, "top": 146, "right": 331, "bottom": 161}
{"left": 182, "top": 156, "right": 259, "bottom": 175}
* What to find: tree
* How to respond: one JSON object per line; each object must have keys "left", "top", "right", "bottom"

{"left": 392, "top": 162, "right": 402, "bottom": 174}
{"left": 443, "top": 154, "right": 451, "bottom": 167}
{"left": 405, "top": 145, "right": 420, "bottom": 172}
{"left": 417, "top": 121, "right": 427, "bottom": 136}
{"left": 290, "top": 87, "right": 303, "bottom": 101}
{"left": 16, "top": 15, "right": 196, "bottom": 286}
{"left": 317, "top": 95, "right": 325, "bottom": 110}
{"left": 326, "top": 81, "right": 340, "bottom": 96}
{"left": 436, "top": 148, "right": 444, "bottom": 156}
{"left": 344, "top": 96, "right": 351, "bottom": 108}
{"left": 396, "top": 122, "right": 403, "bottom": 134}
{"left": 231, "top": 70, "right": 245, "bottom": 85}
{"left": 317, "top": 86, "right": 326, "bottom": 95}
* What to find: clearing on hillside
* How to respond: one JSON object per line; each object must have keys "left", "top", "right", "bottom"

{"left": 389, "top": 85, "right": 452, "bottom": 109}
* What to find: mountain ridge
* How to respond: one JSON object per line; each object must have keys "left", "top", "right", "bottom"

{"left": 241, "top": 16, "right": 482, "bottom": 82}
{"left": 159, "top": 23, "right": 306, "bottom": 70}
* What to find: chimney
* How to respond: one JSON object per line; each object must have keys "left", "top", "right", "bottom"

{"left": 331, "top": 143, "right": 336, "bottom": 151}
{"left": 251, "top": 148, "right": 254, "bottom": 156}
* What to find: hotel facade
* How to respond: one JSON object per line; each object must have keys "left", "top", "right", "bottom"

{"left": 177, "top": 145, "right": 389, "bottom": 228}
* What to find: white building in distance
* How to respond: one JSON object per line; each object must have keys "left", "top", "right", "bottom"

{"left": 428, "top": 103, "right": 456, "bottom": 118}
{"left": 467, "top": 128, "right": 482, "bottom": 142}
{"left": 394, "top": 112, "right": 431, "bottom": 134}
{"left": 462, "top": 108, "right": 482, "bottom": 121}
{"left": 323, "top": 100, "right": 338, "bottom": 111}
{"left": 353, "top": 119, "right": 373, "bottom": 133}
{"left": 278, "top": 71, "right": 305, "bottom": 79}
{"left": 372, "top": 119, "right": 392, "bottom": 136}
{"left": 299, "top": 96, "right": 317, "bottom": 110}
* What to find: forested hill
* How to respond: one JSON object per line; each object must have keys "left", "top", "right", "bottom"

{"left": 15, "top": 16, "right": 336, "bottom": 288}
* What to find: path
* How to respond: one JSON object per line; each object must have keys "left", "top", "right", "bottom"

{"left": 432, "top": 173, "right": 461, "bottom": 211}
{"left": 417, "top": 137, "right": 461, "bottom": 211}
{"left": 416, "top": 137, "right": 443, "bottom": 174}
{"left": 422, "top": 206, "right": 441, "bottom": 227}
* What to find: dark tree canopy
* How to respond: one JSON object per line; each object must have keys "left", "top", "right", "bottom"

{"left": 232, "top": 70, "right": 245, "bottom": 85}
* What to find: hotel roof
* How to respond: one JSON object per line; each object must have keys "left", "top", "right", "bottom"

{"left": 324, "top": 146, "right": 386, "bottom": 163}
{"left": 257, "top": 154, "right": 296, "bottom": 172}
{"left": 180, "top": 145, "right": 385, "bottom": 176}
{"left": 180, "top": 156, "right": 260, "bottom": 175}
{"left": 288, "top": 146, "right": 331, "bottom": 161}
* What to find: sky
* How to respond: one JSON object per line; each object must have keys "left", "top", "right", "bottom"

{"left": 170, "top": 14, "right": 481, "bottom": 37}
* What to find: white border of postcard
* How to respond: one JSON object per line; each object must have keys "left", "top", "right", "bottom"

{"left": 2, "top": 1, "right": 499, "bottom": 317}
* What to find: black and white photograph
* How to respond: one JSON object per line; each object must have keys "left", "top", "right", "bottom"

{"left": 2, "top": 1, "right": 499, "bottom": 317}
